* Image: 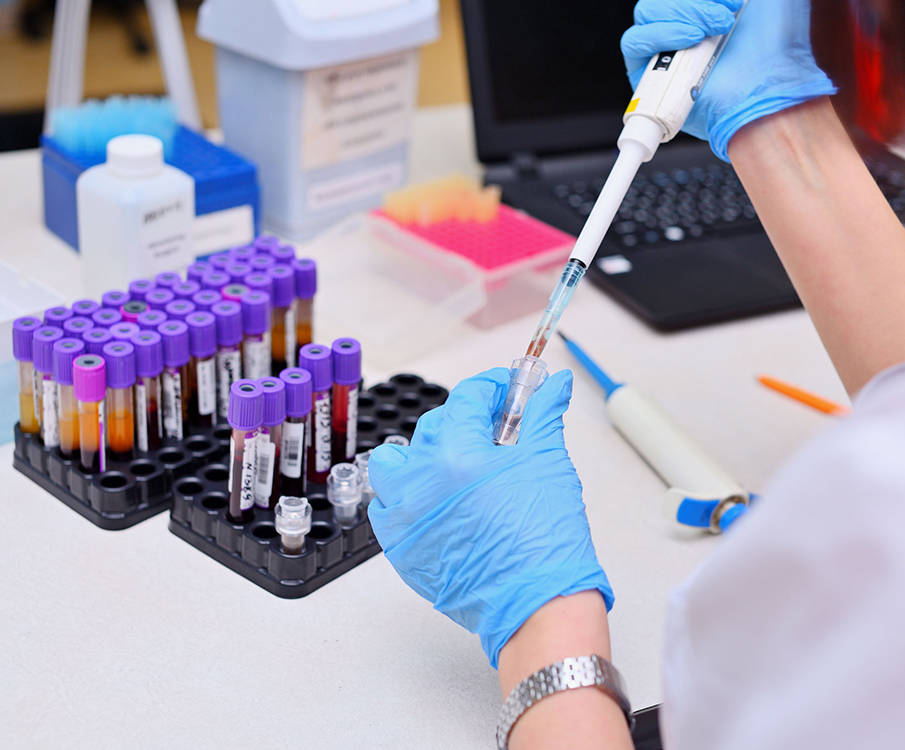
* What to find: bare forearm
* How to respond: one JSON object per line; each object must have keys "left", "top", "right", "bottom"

{"left": 498, "top": 592, "right": 634, "bottom": 750}
{"left": 729, "top": 97, "right": 905, "bottom": 394}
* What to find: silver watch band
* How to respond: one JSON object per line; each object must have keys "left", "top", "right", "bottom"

{"left": 496, "top": 654, "right": 632, "bottom": 750}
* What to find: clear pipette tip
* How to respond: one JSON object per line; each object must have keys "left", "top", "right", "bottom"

{"left": 493, "top": 356, "right": 549, "bottom": 446}
{"left": 526, "top": 258, "right": 586, "bottom": 359}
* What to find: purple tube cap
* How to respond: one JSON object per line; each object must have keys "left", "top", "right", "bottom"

{"left": 173, "top": 280, "right": 201, "bottom": 300}
{"left": 44, "top": 306, "right": 73, "bottom": 326}
{"left": 157, "top": 320, "right": 190, "bottom": 367}
{"left": 72, "top": 299, "right": 101, "bottom": 317}
{"left": 92, "top": 308, "right": 122, "bottom": 327}
{"left": 279, "top": 367, "right": 312, "bottom": 418}
{"left": 101, "top": 290, "right": 130, "bottom": 308}
{"left": 187, "top": 262, "right": 211, "bottom": 282}
{"left": 331, "top": 337, "right": 362, "bottom": 386}
{"left": 228, "top": 379, "right": 264, "bottom": 431}
{"left": 212, "top": 301, "right": 242, "bottom": 347}
{"left": 52, "top": 338, "right": 86, "bottom": 385}
{"left": 110, "top": 321, "right": 141, "bottom": 341}
{"left": 299, "top": 343, "right": 332, "bottom": 392}
{"left": 269, "top": 266, "right": 295, "bottom": 308}
{"left": 73, "top": 354, "right": 106, "bottom": 403}
{"left": 102, "top": 341, "right": 136, "bottom": 388}
{"left": 226, "top": 262, "right": 251, "bottom": 283}
{"left": 13, "top": 316, "right": 42, "bottom": 361}
{"left": 165, "top": 299, "right": 196, "bottom": 320}
{"left": 250, "top": 255, "right": 275, "bottom": 272}
{"left": 145, "top": 289, "right": 175, "bottom": 310}
{"left": 132, "top": 330, "right": 163, "bottom": 377}
{"left": 128, "top": 279, "right": 155, "bottom": 300}
{"left": 186, "top": 311, "right": 217, "bottom": 358}
{"left": 62, "top": 316, "right": 94, "bottom": 338}
{"left": 209, "top": 253, "right": 232, "bottom": 271}
{"left": 33, "top": 326, "right": 64, "bottom": 373}
{"left": 120, "top": 300, "right": 149, "bottom": 322}
{"left": 137, "top": 309, "right": 168, "bottom": 330}
{"left": 259, "top": 376, "right": 286, "bottom": 426}
{"left": 240, "top": 290, "right": 271, "bottom": 335}
{"left": 201, "top": 270, "right": 230, "bottom": 291}
{"left": 191, "top": 289, "right": 222, "bottom": 311}
{"left": 83, "top": 328, "right": 113, "bottom": 355}
{"left": 270, "top": 244, "right": 296, "bottom": 264}
{"left": 254, "top": 235, "right": 280, "bottom": 253}
{"left": 221, "top": 283, "right": 249, "bottom": 303}
{"left": 293, "top": 258, "right": 317, "bottom": 299}
{"left": 155, "top": 271, "right": 182, "bottom": 288}
{"left": 243, "top": 272, "right": 273, "bottom": 297}
{"left": 229, "top": 244, "right": 256, "bottom": 262}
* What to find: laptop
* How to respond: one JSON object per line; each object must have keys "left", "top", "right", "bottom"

{"left": 460, "top": 0, "right": 801, "bottom": 331}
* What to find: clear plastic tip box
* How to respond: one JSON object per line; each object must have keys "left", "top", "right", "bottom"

{"left": 197, "top": 0, "right": 438, "bottom": 240}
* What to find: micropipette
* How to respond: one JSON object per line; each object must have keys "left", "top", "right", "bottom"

{"left": 524, "top": 2, "right": 748, "bottom": 361}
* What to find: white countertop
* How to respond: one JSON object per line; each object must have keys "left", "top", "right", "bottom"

{"left": 0, "top": 106, "right": 847, "bottom": 749}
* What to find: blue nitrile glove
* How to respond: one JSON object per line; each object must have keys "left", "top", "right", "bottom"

{"left": 621, "top": 0, "right": 837, "bottom": 161}
{"left": 367, "top": 368, "right": 613, "bottom": 669}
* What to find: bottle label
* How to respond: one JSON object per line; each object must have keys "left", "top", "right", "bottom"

{"left": 216, "top": 349, "right": 241, "bottom": 419}
{"left": 135, "top": 382, "right": 148, "bottom": 452}
{"left": 346, "top": 388, "right": 359, "bottom": 459}
{"left": 314, "top": 391, "right": 332, "bottom": 473}
{"left": 280, "top": 421, "right": 305, "bottom": 479}
{"left": 42, "top": 378, "right": 59, "bottom": 447}
{"left": 162, "top": 370, "right": 184, "bottom": 440}
{"left": 131, "top": 195, "right": 193, "bottom": 277}
{"left": 196, "top": 358, "right": 216, "bottom": 416}
{"left": 284, "top": 307, "right": 297, "bottom": 368}
{"left": 243, "top": 336, "right": 270, "bottom": 380}
{"left": 254, "top": 431, "right": 276, "bottom": 507}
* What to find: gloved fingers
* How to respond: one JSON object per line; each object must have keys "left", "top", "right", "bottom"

{"left": 368, "top": 443, "right": 408, "bottom": 501}
{"left": 621, "top": 22, "right": 708, "bottom": 73}
{"left": 439, "top": 367, "right": 511, "bottom": 444}
{"left": 408, "top": 404, "right": 445, "bottom": 450}
{"left": 633, "top": 0, "right": 743, "bottom": 28}
{"left": 517, "top": 369, "right": 573, "bottom": 445}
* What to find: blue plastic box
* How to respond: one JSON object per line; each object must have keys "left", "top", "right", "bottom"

{"left": 41, "top": 125, "right": 260, "bottom": 255}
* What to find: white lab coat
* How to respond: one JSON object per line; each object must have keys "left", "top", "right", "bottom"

{"left": 661, "top": 364, "right": 905, "bottom": 749}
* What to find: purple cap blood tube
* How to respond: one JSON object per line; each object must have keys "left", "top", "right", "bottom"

{"left": 145, "top": 289, "right": 175, "bottom": 311}
{"left": 293, "top": 258, "right": 317, "bottom": 299}
{"left": 229, "top": 244, "right": 256, "bottom": 262}
{"left": 72, "top": 299, "right": 101, "bottom": 317}
{"left": 299, "top": 343, "right": 332, "bottom": 393}
{"left": 73, "top": 354, "right": 106, "bottom": 403}
{"left": 52, "top": 338, "right": 85, "bottom": 384}
{"left": 228, "top": 379, "right": 264, "bottom": 430}
{"left": 172, "top": 280, "right": 200, "bottom": 300}
{"left": 270, "top": 244, "right": 296, "bottom": 264}
{"left": 136, "top": 309, "right": 168, "bottom": 331}
{"left": 92, "top": 308, "right": 122, "bottom": 328}
{"left": 83, "top": 328, "right": 113, "bottom": 355}
{"left": 212, "top": 301, "right": 243, "bottom": 348}
{"left": 44, "top": 306, "right": 73, "bottom": 326}
{"left": 33, "top": 326, "right": 64, "bottom": 374}
{"left": 13, "top": 317, "right": 41, "bottom": 361}
{"left": 243, "top": 272, "right": 273, "bottom": 297}
{"left": 120, "top": 300, "right": 148, "bottom": 322}
{"left": 155, "top": 271, "right": 182, "bottom": 288}
{"left": 129, "top": 279, "right": 155, "bottom": 301}
{"left": 186, "top": 311, "right": 217, "bottom": 359}
{"left": 269, "top": 266, "right": 295, "bottom": 309}
{"left": 201, "top": 270, "right": 230, "bottom": 291}
{"left": 157, "top": 320, "right": 190, "bottom": 367}
{"left": 241, "top": 290, "right": 271, "bottom": 335}
{"left": 226, "top": 262, "right": 251, "bottom": 283}
{"left": 133, "top": 330, "right": 164, "bottom": 377}
{"left": 191, "top": 289, "right": 222, "bottom": 312}
{"left": 209, "top": 253, "right": 232, "bottom": 271}
{"left": 279, "top": 368, "right": 312, "bottom": 418}
{"left": 62, "top": 316, "right": 94, "bottom": 338}
{"left": 110, "top": 322, "right": 141, "bottom": 341}
{"left": 254, "top": 235, "right": 280, "bottom": 254}
{"left": 259, "top": 376, "right": 286, "bottom": 427}
{"left": 165, "top": 299, "right": 196, "bottom": 321}
{"left": 249, "top": 255, "right": 275, "bottom": 273}
{"left": 101, "top": 290, "right": 130, "bottom": 309}
{"left": 187, "top": 262, "right": 210, "bottom": 282}
{"left": 102, "top": 341, "right": 136, "bottom": 388}
{"left": 221, "top": 283, "right": 249, "bottom": 302}
{"left": 331, "top": 338, "right": 362, "bottom": 386}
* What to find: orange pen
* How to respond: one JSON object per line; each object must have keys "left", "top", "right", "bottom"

{"left": 757, "top": 374, "right": 850, "bottom": 416}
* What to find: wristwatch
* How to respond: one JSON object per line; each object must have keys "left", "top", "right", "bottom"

{"left": 496, "top": 654, "right": 633, "bottom": 750}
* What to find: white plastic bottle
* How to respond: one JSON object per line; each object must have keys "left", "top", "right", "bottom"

{"left": 77, "top": 134, "right": 195, "bottom": 298}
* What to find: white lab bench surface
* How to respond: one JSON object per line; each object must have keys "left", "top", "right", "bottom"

{"left": 0, "top": 106, "right": 847, "bottom": 749}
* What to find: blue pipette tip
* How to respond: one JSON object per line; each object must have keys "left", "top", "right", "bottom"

{"left": 557, "top": 331, "right": 623, "bottom": 399}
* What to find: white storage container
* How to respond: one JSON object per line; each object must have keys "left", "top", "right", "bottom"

{"left": 197, "top": 0, "right": 438, "bottom": 240}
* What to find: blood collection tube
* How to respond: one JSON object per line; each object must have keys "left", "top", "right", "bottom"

{"left": 292, "top": 258, "right": 316, "bottom": 360}
{"left": 73, "top": 354, "right": 106, "bottom": 473}
{"left": 254, "top": 235, "right": 280, "bottom": 254}
{"left": 136, "top": 309, "right": 167, "bottom": 331}
{"left": 354, "top": 450, "right": 375, "bottom": 509}
{"left": 326, "top": 463, "right": 363, "bottom": 528}
{"left": 201, "top": 269, "right": 230, "bottom": 292}
{"left": 269, "top": 265, "right": 296, "bottom": 370}
{"left": 53, "top": 338, "right": 85, "bottom": 459}
{"left": 165, "top": 299, "right": 196, "bottom": 321}
{"left": 155, "top": 271, "right": 182, "bottom": 289}
{"left": 172, "top": 280, "right": 200, "bottom": 300}
{"left": 129, "top": 279, "right": 155, "bottom": 301}
{"left": 109, "top": 321, "right": 140, "bottom": 341}
{"left": 186, "top": 311, "right": 217, "bottom": 428}
{"left": 226, "top": 262, "right": 251, "bottom": 283}
{"left": 120, "top": 300, "right": 148, "bottom": 323}
{"left": 249, "top": 255, "right": 275, "bottom": 273}
{"left": 269, "top": 243, "right": 296, "bottom": 265}
{"left": 274, "top": 495, "right": 312, "bottom": 555}
{"left": 187, "top": 261, "right": 210, "bottom": 283}
{"left": 299, "top": 343, "right": 332, "bottom": 484}
{"left": 230, "top": 244, "right": 256, "bottom": 262}
{"left": 83, "top": 328, "right": 112, "bottom": 355}
{"left": 221, "top": 283, "right": 249, "bottom": 302}
{"left": 72, "top": 299, "right": 100, "bottom": 318}
{"left": 279, "top": 367, "right": 311, "bottom": 498}
{"left": 209, "top": 253, "right": 232, "bottom": 271}
{"left": 102, "top": 341, "right": 136, "bottom": 460}
{"left": 33, "top": 326, "right": 63, "bottom": 448}
{"left": 132, "top": 330, "right": 164, "bottom": 452}
{"left": 227, "top": 379, "right": 263, "bottom": 524}
{"left": 191, "top": 289, "right": 222, "bottom": 312}
{"left": 243, "top": 272, "right": 273, "bottom": 298}
{"left": 62, "top": 316, "right": 94, "bottom": 339}
{"left": 12, "top": 316, "right": 41, "bottom": 435}
{"left": 241, "top": 290, "right": 272, "bottom": 380}
{"left": 158, "top": 320, "right": 191, "bottom": 440}
{"left": 212, "top": 300, "right": 243, "bottom": 421}
{"left": 92, "top": 308, "right": 122, "bottom": 328}
{"left": 257, "top": 376, "right": 286, "bottom": 508}
{"left": 145, "top": 289, "right": 175, "bottom": 311}
{"left": 330, "top": 337, "right": 361, "bottom": 465}
{"left": 44, "top": 306, "right": 73, "bottom": 327}
{"left": 101, "top": 290, "right": 130, "bottom": 309}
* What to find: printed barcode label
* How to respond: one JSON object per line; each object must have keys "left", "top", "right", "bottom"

{"left": 243, "top": 336, "right": 270, "bottom": 379}
{"left": 314, "top": 391, "right": 332, "bottom": 473}
{"left": 162, "top": 370, "right": 184, "bottom": 440}
{"left": 42, "top": 378, "right": 59, "bottom": 448}
{"left": 280, "top": 421, "right": 305, "bottom": 478}
{"left": 240, "top": 432, "right": 257, "bottom": 511}
{"left": 345, "top": 388, "right": 359, "bottom": 460}
{"left": 284, "top": 307, "right": 297, "bottom": 368}
{"left": 217, "top": 349, "right": 242, "bottom": 419}
{"left": 254, "top": 432, "right": 276, "bottom": 507}
{"left": 32, "top": 369, "right": 40, "bottom": 423}
{"left": 196, "top": 357, "right": 216, "bottom": 416}
{"left": 135, "top": 382, "right": 149, "bottom": 452}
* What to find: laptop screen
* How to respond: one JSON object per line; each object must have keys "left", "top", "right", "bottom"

{"left": 462, "top": 0, "right": 636, "bottom": 163}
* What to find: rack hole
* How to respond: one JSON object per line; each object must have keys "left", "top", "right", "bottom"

{"left": 309, "top": 522, "right": 335, "bottom": 540}
{"left": 371, "top": 383, "right": 396, "bottom": 398}
{"left": 391, "top": 373, "right": 422, "bottom": 387}
{"left": 308, "top": 493, "right": 330, "bottom": 512}
{"left": 419, "top": 384, "right": 447, "bottom": 400}
{"left": 176, "top": 478, "right": 203, "bottom": 496}
{"left": 398, "top": 393, "right": 421, "bottom": 409}
{"left": 252, "top": 523, "right": 278, "bottom": 539}
{"left": 357, "top": 439, "right": 379, "bottom": 452}
{"left": 200, "top": 492, "right": 227, "bottom": 510}
{"left": 357, "top": 416, "right": 378, "bottom": 434}
{"left": 358, "top": 393, "right": 376, "bottom": 409}
{"left": 130, "top": 460, "right": 157, "bottom": 477}
{"left": 203, "top": 465, "right": 228, "bottom": 482}
{"left": 213, "top": 426, "right": 232, "bottom": 441}
{"left": 158, "top": 449, "right": 185, "bottom": 465}
{"left": 185, "top": 437, "right": 212, "bottom": 453}
{"left": 376, "top": 405, "right": 400, "bottom": 421}
{"left": 99, "top": 472, "right": 129, "bottom": 489}
{"left": 401, "top": 416, "right": 419, "bottom": 433}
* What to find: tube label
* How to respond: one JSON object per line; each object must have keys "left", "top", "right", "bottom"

{"left": 233, "top": 431, "right": 257, "bottom": 511}
{"left": 314, "top": 391, "right": 332, "bottom": 473}
{"left": 196, "top": 358, "right": 216, "bottom": 416}
{"left": 243, "top": 336, "right": 271, "bottom": 380}
{"left": 135, "top": 382, "right": 149, "bottom": 452}
{"left": 97, "top": 400, "right": 106, "bottom": 472}
{"left": 254, "top": 432, "right": 276, "bottom": 507}
{"left": 32, "top": 369, "right": 40, "bottom": 423}
{"left": 284, "top": 307, "right": 297, "bottom": 369}
{"left": 280, "top": 421, "right": 305, "bottom": 479}
{"left": 216, "top": 349, "right": 242, "bottom": 419}
{"left": 162, "top": 370, "right": 184, "bottom": 440}
{"left": 42, "top": 378, "right": 59, "bottom": 447}
{"left": 346, "top": 389, "right": 359, "bottom": 460}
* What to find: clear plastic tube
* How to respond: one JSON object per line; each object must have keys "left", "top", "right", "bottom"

{"left": 228, "top": 427, "right": 256, "bottom": 524}
{"left": 308, "top": 388, "right": 332, "bottom": 484}
{"left": 78, "top": 398, "right": 104, "bottom": 473}
{"left": 294, "top": 297, "right": 313, "bottom": 363}
{"left": 18, "top": 361, "right": 39, "bottom": 434}
{"left": 493, "top": 357, "right": 549, "bottom": 446}
{"left": 271, "top": 306, "right": 295, "bottom": 371}
{"left": 354, "top": 450, "right": 375, "bottom": 509}
{"left": 216, "top": 344, "right": 242, "bottom": 421}
{"left": 327, "top": 463, "right": 362, "bottom": 527}
{"left": 58, "top": 384, "right": 79, "bottom": 458}
{"left": 189, "top": 354, "right": 216, "bottom": 428}
{"left": 106, "top": 386, "right": 134, "bottom": 460}
{"left": 275, "top": 495, "right": 312, "bottom": 555}
{"left": 162, "top": 364, "right": 189, "bottom": 440}
{"left": 279, "top": 415, "right": 307, "bottom": 498}
{"left": 135, "top": 375, "right": 162, "bottom": 452}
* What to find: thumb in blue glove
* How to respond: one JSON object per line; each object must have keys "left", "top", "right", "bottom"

{"left": 367, "top": 367, "right": 613, "bottom": 669}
